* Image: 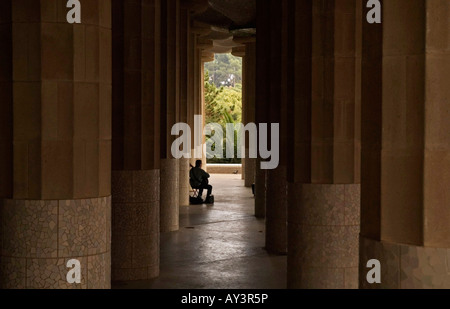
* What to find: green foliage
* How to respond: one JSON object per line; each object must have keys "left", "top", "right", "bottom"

{"left": 204, "top": 67, "right": 242, "bottom": 164}
{"left": 205, "top": 53, "right": 242, "bottom": 88}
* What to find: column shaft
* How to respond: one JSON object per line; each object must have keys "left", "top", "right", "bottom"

{"left": 360, "top": 0, "right": 450, "bottom": 289}
{"left": 111, "top": 0, "right": 161, "bottom": 281}
{"left": 1, "top": 0, "right": 112, "bottom": 289}
{"left": 160, "top": 0, "right": 180, "bottom": 232}
{"left": 287, "top": 0, "right": 361, "bottom": 288}
{"left": 178, "top": 7, "right": 190, "bottom": 207}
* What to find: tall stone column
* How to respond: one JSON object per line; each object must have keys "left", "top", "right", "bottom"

{"left": 286, "top": 0, "right": 361, "bottom": 288}
{"left": 0, "top": 0, "right": 112, "bottom": 289}
{"left": 360, "top": 0, "right": 450, "bottom": 289}
{"left": 243, "top": 42, "right": 257, "bottom": 188}
{"left": 111, "top": 0, "right": 161, "bottom": 281}
{"left": 160, "top": 0, "right": 180, "bottom": 232}
{"left": 234, "top": 39, "right": 257, "bottom": 188}
{"left": 254, "top": 0, "right": 270, "bottom": 219}
{"left": 262, "top": 0, "right": 288, "bottom": 255}
{"left": 178, "top": 5, "right": 190, "bottom": 207}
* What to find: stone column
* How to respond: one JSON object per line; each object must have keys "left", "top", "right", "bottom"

{"left": 178, "top": 5, "right": 190, "bottom": 207}
{"left": 360, "top": 0, "right": 450, "bottom": 289}
{"left": 111, "top": 0, "right": 161, "bottom": 281}
{"left": 287, "top": 0, "right": 361, "bottom": 288}
{"left": 244, "top": 42, "right": 257, "bottom": 188}
{"left": 263, "top": 0, "right": 288, "bottom": 255}
{"left": 234, "top": 39, "right": 257, "bottom": 188}
{"left": 0, "top": 0, "right": 112, "bottom": 289}
{"left": 160, "top": 0, "right": 180, "bottom": 232}
{"left": 254, "top": 0, "right": 270, "bottom": 219}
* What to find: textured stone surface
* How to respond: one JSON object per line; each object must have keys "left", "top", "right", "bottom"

{"left": 179, "top": 158, "right": 190, "bottom": 206}
{"left": 265, "top": 166, "right": 287, "bottom": 254}
{"left": 288, "top": 183, "right": 360, "bottom": 289}
{"left": 360, "top": 236, "right": 450, "bottom": 289}
{"left": 160, "top": 159, "right": 179, "bottom": 232}
{"left": 2, "top": 200, "right": 58, "bottom": 258}
{"left": 112, "top": 170, "right": 160, "bottom": 281}
{"left": 0, "top": 197, "right": 111, "bottom": 289}
{"left": 244, "top": 158, "right": 256, "bottom": 188}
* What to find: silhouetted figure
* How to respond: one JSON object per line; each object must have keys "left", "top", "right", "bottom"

{"left": 190, "top": 160, "right": 213, "bottom": 202}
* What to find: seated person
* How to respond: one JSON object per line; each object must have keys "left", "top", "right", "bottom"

{"left": 190, "top": 160, "right": 213, "bottom": 201}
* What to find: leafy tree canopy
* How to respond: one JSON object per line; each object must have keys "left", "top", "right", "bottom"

{"left": 205, "top": 53, "right": 242, "bottom": 88}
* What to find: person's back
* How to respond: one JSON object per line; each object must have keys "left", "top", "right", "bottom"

{"left": 189, "top": 160, "right": 213, "bottom": 202}
{"left": 190, "top": 166, "right": 209, "bottom": 187}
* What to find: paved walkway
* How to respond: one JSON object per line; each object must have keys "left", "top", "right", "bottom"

{"left": 114, "top": 174, "right": 287, "bottom": 289}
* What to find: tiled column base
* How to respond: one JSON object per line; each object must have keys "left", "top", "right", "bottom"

{"left": 0, "top": 197, "right": 111, "bottom": 289}
{"left": 265, "top": 166, "right": 287, "bottom": 254}
{"left": 245, "top": 158, "right": 256, "bottom": 188}
{"left": 360, "top": 236, "right": 450, "bottom": 289}
{"left": 179, "top": 158, "right": 190, "bottom": 207}
{"left": 254, "top": 164, "right": 266, "bottom": 218}
{"left": 160, "top": 159, "right": 179, "bottom": 232}
{"left": 288, "top": 183, "right": 360, "bottom": 289}
{"left": 111, "top": 170, "right": 160, "bottom": 281}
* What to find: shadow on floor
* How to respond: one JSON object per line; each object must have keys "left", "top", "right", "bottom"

{"left": 113, "top": 174, "right": 287, "bottom": 289}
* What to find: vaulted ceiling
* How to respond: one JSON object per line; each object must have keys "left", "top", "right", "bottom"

{"left": 185, "top": 0, "right": 256, "bottom": 54}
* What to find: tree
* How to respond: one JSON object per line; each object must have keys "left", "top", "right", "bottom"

{"left": 205, "top": 53, "right": 243, "bottom": 88}
{"left": 204, "top": 69, "right": 242, "bottom": 164}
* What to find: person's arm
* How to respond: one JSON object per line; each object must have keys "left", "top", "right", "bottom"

{"left": 202, "top": 170, "right": 210, "bottom": 179}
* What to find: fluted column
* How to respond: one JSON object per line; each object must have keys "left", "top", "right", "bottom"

{"left": 286, "top": 0, "right": 361, "bottom": 288}
{"left": 178, "top": 5, "right": 190, "bottom": 207}
{"left": 0, "top": 0, "right": 112, "bottom": 289}
{"left": 360, "top": 0, "right": 450, "bottom": 289}
{"left": 111, "top": 0, "right": 161, "bottom": 281}
{"left": 262, "top": 0, "right": 289, "bottom": 255}
{"left": 160, "top": 0, "right": 180, "bottom": 232}
{"left": 254, "top": 0, "right": 270, "bottom": 219}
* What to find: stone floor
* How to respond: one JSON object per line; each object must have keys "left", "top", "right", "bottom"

{"left": 113, "top": 174, "right": 287, "bottom": 289}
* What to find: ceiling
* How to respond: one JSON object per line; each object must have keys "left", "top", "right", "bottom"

{"left": 188, "top": 0, "right": 256, "bottom": 55}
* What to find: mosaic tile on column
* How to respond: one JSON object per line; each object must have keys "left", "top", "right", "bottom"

{"left": 148, "top": 201, "right": 160, "bottom": 234}
{"left": 0, "top": 257, "right": 26, "bottom": 289}
{"left": 87, "top": 252, "right": 110, "bottom": 289}
{"left": 344, "top": 267, "right": 358, "bottom": 289}
{"left": 133, "top": 170, "right": 160, "bottom": 203}
{"left": 400, "top": 245, "right": 450, "bottom": 289}
{"left": 87, "top": 197, "right": 108, "bottom": 255}
{"left": 111, "top": 171, "right": 133, "bottom": 202}
{"left": 294, "top": 184, "right": 345, "bottom": 226}
{"left": 111, "top": 235, "right": 133, "bottom": 269}
{"left": 26, "top": 257, "right": 87, "bottom": 289}
{"left": 3, "top": 200, "right": 58, "bottom": 258}
{"left": 58, "top": 199, "right": 89, "bottom": 257}
{"left": 132, "top": 234, "right": 158, "bottom": 268}
{"left": 345, "top": 184, "right": 360, "bottom": 225}
{"left": 299, "top": 267, "right": 345, "bottom": 289}
{"left": 113, "top": 203, "right": 148, "bottom": 236}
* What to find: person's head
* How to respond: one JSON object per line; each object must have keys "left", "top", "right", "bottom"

{"left": 195, "top": 160, "right": 202, "bottom": 168}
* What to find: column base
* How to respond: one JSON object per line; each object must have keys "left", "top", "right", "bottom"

{"left": 0, "top": 197, "right": 111, "bottom": 289}
{"left": 360, "top": 236, "right": 450, "bottom": 289}
{"left": 111, "top": 170, "right": 160, "bottom": 282}
{"left": 160, "top": 159, "right": 179, "bottom": 232}
{"left": 265, "top": 166, "right": 287, "bottom": 254}
{"left": 288, "top": 183, "right": 360, "bottom": 289}
{"left": 179, "top": 158, "right": 190, "bottom": 207}
{"left": 245, "top": 158, "right": 256, "bottom": 188}
{"left": 254, "top": 165, "right": 266, "bottom": 218}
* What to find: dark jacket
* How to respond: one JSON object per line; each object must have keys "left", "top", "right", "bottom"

{"left": 190, "top": 167, "right": 210, "bottom": 188}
